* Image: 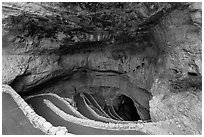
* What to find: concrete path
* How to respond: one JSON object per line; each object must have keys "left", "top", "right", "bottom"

{"left": 2, "top": 92, "right": 44, "bottom": 135}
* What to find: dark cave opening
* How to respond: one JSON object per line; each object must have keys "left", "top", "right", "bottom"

{"left": 115, "top": 95, "right": 141, "bottom": 121}
{"left": 11, "top": 64, "right": 153, "bottom": 122}
{"left": 6, "top": 2, "right": 160, "bottom": 124}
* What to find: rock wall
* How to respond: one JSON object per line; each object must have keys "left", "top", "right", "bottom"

{"left": 2, "top": 2, "right": 202, "bottom": 134}
{"left": 152, "top": 5, "right": 201, "bottom": 81}
{"left": 3, "top": 38, "right": 158, "bottom": 94}
{"left": 148, "top": 2, "right": 202, "bottom": 134}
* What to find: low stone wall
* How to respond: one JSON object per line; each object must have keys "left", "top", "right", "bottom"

{"left": 2, "top": 84, "right": 70, "bottom": 135}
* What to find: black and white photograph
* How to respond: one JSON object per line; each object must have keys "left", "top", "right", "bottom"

{"left": 1, "top": 1, "right": 202, "bottom": 135}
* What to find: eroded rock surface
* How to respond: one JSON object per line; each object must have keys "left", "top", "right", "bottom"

{"left": 2, "top": 2, "right": 202, "bottom": 135}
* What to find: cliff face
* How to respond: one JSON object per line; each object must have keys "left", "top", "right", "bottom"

{"left": 2, "top": 2, "right": 160, "bottom": 93}
{"left": 149, "top": 4, "right": 202, "bottom": 132}
{"left": 2, "top": 2, "right": 202, "bottom": 135}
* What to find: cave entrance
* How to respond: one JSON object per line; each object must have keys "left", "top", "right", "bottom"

{"left": 113, "top": 95, "right": 141, "bottom": 121}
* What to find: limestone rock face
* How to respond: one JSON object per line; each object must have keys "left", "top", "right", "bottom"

{"left": 150, "top": 78, "right": 202, "bottom": 134}
{"left": 3, "top": 38, "right": 158, "bottom": 94}
{"left": 2, "top": 44, "right": 61, "bottom": 93}
{"left": 2, "top": 2, "right": 202, "bottom": 135}
{"left": 147, "top": 3, "right": 202, "bottom": 134}
{"left": 152, "top": 7, "right": 202, "bottom": 80}
{"left": 2, "top": 55, "right": 30, "bottom": 84}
